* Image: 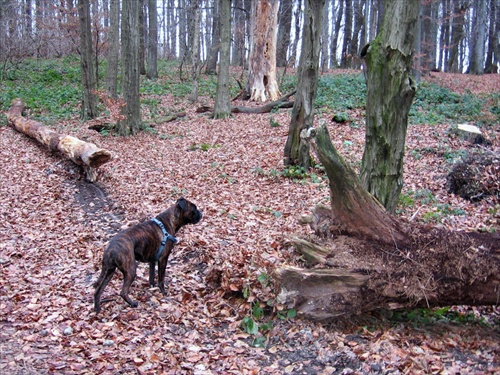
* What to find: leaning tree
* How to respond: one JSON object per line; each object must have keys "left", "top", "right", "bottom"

{"left": 276, "top": 0, "right": 499, "bottom": 320}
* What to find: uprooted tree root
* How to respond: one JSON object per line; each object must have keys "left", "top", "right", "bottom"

{"left": 276, "top": 205, "right": 500, "bottom": 320}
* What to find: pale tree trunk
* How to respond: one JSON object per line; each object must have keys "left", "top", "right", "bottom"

{"left": 283, "top": 0, "right": 325, "bottom": 169}
{"left": 188, "top": 0, "right": 201, "bottom": 103}
{"left": 118, "top": 0, "right": 141, "bottom": 135}
{"left": 277, "top": 122, "right": 500, "bottom": 320}
{"left": 245, "top": 0, "right": 281, "bottom": 102}
{"left": 360, "top": 0, "right": 419, "bottom": 213}
{"left": 78, "top": 0, "right": 98, "bottom": 120}
{"left": 213, "top": 0, "right": 231, "bottom": 119}
{"left": 7, "top": 99, "right": 111, "bottom": 182}
{"left": 147, "top": 0, "right": 158, "bottom": 79}
{"left": 468, "top": 0, "right": 488, "bottom": 74}
{"left": 106, "top": 0, "right": 119, "bottom": 97}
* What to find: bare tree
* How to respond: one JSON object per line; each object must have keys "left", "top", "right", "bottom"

{"left": 78, "top": 0, "right": 98, "bottom": 120}
{"left": 276, "top": 0, "right": 293, "bottom": 67}
{"left": 118, "top": 0, "right": 141, "bottom": 135}
{"left": 205, "top": 0, "right": 220, "bottom": 74}
{"left": 283, "top": 0, "right": 326, "bottom": 169}
{"left": 213, "top": 0, "right": 231, "bottom": 119}
{"left": 360, "top": 0, "right": 419, "bottom": 212}
{"left": 106, "top": 0, "right": 120, "bottom": 97}
{"left": 245, "top": 0, "right": 281, "bottom": 102}
{"left": 147, "top": 0, "right": 158, "bottom": 79}
{"left": 468, "top": 0, "right": 488, "bottom": 74}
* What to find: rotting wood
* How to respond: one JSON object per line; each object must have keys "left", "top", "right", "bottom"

{"left": 7, "top": 98, "right": 111, "bottom": 182}
{"left": 197, "top": 90, "right": 296, "bottom": 115}
{"left": 275, "top": 122, "right": 500, "bottom": 321}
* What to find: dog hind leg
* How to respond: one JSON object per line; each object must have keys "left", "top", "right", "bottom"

{"left": 94, "top": 267, "right": 116, "bottom": 313}
{"left": 119, "top": 262, "right": 139, "bottom": 308}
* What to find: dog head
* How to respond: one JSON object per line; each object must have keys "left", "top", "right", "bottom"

{"left": 175, "top": 197, "right": 202, "bottom": 225}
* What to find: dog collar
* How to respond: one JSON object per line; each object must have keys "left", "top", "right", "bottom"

{"left": 151, "top": 218, "right": 178, "bottom": 261}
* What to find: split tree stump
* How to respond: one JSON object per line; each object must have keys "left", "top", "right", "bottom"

{"left": 7, "top": 98, "right": 111, "bottom": 182}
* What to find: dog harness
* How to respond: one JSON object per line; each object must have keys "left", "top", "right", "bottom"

{"left": 151, "top": 218, "right": 178, "bottom": 261}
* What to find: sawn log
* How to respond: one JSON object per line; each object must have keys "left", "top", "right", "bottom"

{"left": 7, "top": 98, "right": 111, "bottom": 182}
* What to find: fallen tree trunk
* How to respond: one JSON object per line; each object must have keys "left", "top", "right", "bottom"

{"left": 197, "top": 90, "right": 295, "bottom": 115}
{"left": 276, "top": 122, "right": 500, "bottom": 320}
{"left": 7, "top": 98, "right": 111, "bottom": 182}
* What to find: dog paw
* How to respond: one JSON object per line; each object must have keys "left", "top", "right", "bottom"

{"left": 130, "top": 301, "right": 138, "bottom": 308}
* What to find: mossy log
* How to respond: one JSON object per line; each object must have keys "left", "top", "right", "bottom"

{"left": 7, "top": 98, "right": 111, "bottom": 182}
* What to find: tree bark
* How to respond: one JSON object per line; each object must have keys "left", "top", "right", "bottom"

{"left": 118, "top": 0, "right": 141, "bottom": 135}
{"left": 78, "top": 0, "right": 98, "bottom": 120}
{"left": 245, "top": 0, "right": 281, "bottom": 102}
{"left": 213, "top": 0, "right": 232, "bottom": 119}
{"left": 147, "top": 0, "right": 158, "bottom": 80}
{"left": 188, "top": 0, "right": 201, "bottom": 103}
{"left": 276, "top": 0, "right": 293, "bottom": 67}
{"left": 205, "top": 0, "right": 220, "bottom": 75}
{"left": 468, "top": 0, "right": 488, "bottom": 75}
{"left": 360, "top": 0, "right": 419, "bottom": 213}
{"left": 283, "top": 0, "right": 325, "bottom": 169}
{"left": 199, "top": 90, "right": 295, "bottom": 115}
{"left": 7, "top": 99, "right": 111, "bottom": 182}
{"left": 276, "top": 122, "right": 500, "bottom": 320}
{"left": 105, "top": 0, "right": 120, "bottom": 97}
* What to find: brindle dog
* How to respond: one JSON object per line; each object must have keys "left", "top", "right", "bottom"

{"left": 93, "top": 198, "right": 202, "bottom": 312}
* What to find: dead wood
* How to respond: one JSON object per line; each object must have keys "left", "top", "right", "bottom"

{"left": 197, "top": 90, "right": 296, "bottom": 115}
{"left": 276, "top": 122, "right": 500, "bottom": 320}
{"left": 7, "top": 98, "right": 111, "bottom": 182}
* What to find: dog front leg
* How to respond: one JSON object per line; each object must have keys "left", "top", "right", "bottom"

{"left": 157, "top": 250, "right": 172, "bottom": 295}
{"left": 149, "top": 261, "right": 156, "bottom": 286}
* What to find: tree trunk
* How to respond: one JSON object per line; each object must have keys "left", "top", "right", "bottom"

{"left": 360, "top": 0, "right": 419, "bottom": 213}
{"left": 245, "top": 0, "right": 281, "bottom": 102}
{"left": 446, "top": 0, "right": 466, "bottom": 73}
{"left": 7, "top": 99, "right": 111, "bottom": 182}
{"left": 231, "top": 0, "right": 246, "bottom": 66}
{"left": 118, "top": 0, "right": 141, "bottom": 135}
{"left": 276, "top": 0, "right": 293, "bottom": 67}
{"left": 213, "top": 0, "right": 231, "bottom": 119}
{"left": 138, "top": 3, "right": 146, "bottom": 76}
{"left": 146, "top": 0, "right": 158, "bottom": 80}
{"left": 330, "top": 0, "right": 343, "bottom": 67}
{"left": 276, "top": 122, "right": 500, "bottom": 320}
{"left": 468, "top": 0, "right": 488, "bottom": 74}
{"left": 283, "top": 0, "right": 325, "bottom": 169}
{"left": 188, "top": 0, "right": 201, "bottom": 103}
{"left": 106, "top": 0, "right": 120, "bottom": 97}
{"left": 78, "top": 0, "right": 98, "bottom": 120}
{"left": 205, "top": 0, "right": 220, "bottom": 74}
{"left": 340, "top": 0, "right": 353, "bottom": 68}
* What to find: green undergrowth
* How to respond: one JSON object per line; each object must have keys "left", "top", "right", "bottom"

{"left": 2, "top": 57, "right": 498, "bottom": 128}
{"left": 388, "top": 307, "right": 491, "bottom": 327}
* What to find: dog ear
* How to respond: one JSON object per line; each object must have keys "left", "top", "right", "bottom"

{"left": 176, "top": 198, "right": 188, "bottom": 211}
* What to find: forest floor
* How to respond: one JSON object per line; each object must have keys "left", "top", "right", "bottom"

{"left": 1, "top": 71, "right": 499, "bottom": 374}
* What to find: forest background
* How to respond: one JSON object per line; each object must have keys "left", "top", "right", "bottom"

{"left": 1, "top": 0, "right": 499, "bottom": 374}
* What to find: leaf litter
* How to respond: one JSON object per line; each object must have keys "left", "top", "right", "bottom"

{"left": 1, "top": 72, "right": 499, "bottom": 374}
